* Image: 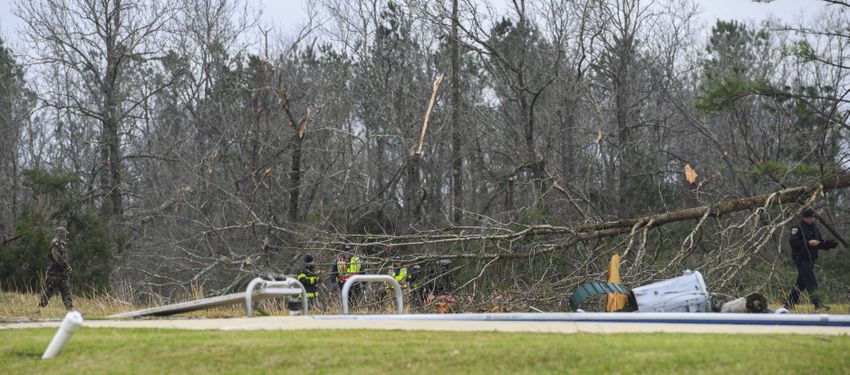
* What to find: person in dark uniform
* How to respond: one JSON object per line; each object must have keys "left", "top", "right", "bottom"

{"left": 785, "top": 208, "right": 837, "bottom": 310}
{"left": 38, "top": 226, "right": 74, "bottom": 310}
{"left": 297, "top": 254, "right": 322, "bottom": 311}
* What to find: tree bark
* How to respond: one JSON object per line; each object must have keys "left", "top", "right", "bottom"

{"left": 450, "top": 0, "right": 463, "bottom": 224}
{"left": 278, "top": 85, "right": 310, "bottom": 223}
{"left": 289, "top": 132, "right": 304, "bottom": 222}
{"left": 102, "top": 0, "right": 124, "bottom": 219}
{"left": 406, "top": 155, "right": 422, "bottom": 222}
{"left": 408, "top": 74, "right": 444, "bottom": 224}
{"left": 559, "top": 106, "right": 576, "bottom": 179}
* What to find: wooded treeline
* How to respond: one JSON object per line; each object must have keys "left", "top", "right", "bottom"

{"left": 1, "top": 0, "right": 849, "bottom": 310}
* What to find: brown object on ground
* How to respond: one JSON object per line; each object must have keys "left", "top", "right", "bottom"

{"left": 435, "top": 302, "right": 449, "bottom": 314}
{"left": 605, "top": 254, "right": 628, "bottom": 312}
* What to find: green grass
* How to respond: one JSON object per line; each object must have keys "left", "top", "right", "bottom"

{"left": 1, "top": 328, "right": 849, "bottom": 374}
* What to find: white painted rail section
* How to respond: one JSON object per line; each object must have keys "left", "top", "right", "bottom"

{"left": 42, "top": 311, "right": 83, "bottom": 359}
{"left": 245, "top": 277, "right": 307, "bottom": 316}
{"left": 109, "top": 278, "right": 307, "bottom": 318}
{"left": 312, "top": 312, "right": 850, "bottom": 327}
{"left": 342, "top": 274, "right": 404, "bottom": 315}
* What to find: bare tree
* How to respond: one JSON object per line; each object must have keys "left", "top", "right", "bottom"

{"left": 0, "top": 38, "right": 32, "bottom": 234}
{"left": 16, "top": 0, "right": 177, "bottom": 223}
{"left": 450, "top": 0, "right": 463, "bottom": 224}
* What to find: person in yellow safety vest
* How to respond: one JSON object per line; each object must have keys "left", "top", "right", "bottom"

{"left": 331, "top": 245, "right": 363, "bottom": 287}
{"left": 331, "top": 254, "right": 346, "bottom": 286}
{"left": 297, "top": 254, "right": 321, "bottom": 311}
{"left": 389, "top": 257, "right": 409, "bottom": 288}
{"left": 330, "top": 244, "right": 363, "bottom": 309}
{"left": 347, "top": 253, "right": 362, "bottom": 309}
{"left": 387, "top": 257, "right": 413, "bottom": 304}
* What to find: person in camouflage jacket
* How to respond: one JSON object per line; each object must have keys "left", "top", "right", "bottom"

{"left": 38, "top": 226, "right": 74, "bottom": 310}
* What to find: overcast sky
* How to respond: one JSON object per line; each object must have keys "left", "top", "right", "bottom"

{"left": 0, "top": 0, "right": 831, "bottom": 52}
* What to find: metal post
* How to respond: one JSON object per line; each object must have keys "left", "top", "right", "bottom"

{"left": 342, "top": 274, "right": 403, "bottom": 315}
{"left": 42, "top": 311, "right": 83, "bottom": 359}
{"left": 245, "top": 277, "right": 265, "bottom": 317}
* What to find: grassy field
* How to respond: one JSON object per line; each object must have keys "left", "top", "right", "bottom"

{"left": 3, "top": 289, "right": 850, "bottom": 374}
{"left": 1, "top": 328, "right": 849, "bottom": 374}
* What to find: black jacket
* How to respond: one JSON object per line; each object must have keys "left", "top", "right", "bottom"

{"left": 297, "top": 266, "right": 320, "bottom": 297}
{"left": 789, "top": 220, "right": 824, "bottom": 263}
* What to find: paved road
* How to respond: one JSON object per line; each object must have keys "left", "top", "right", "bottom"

{"left": 3, "top": 316, "right": 849, "bottom": 335}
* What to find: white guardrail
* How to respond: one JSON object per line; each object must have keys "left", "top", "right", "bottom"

{"left": 341, "top": 274, "right": 404, "bottom": 315}
{"left": 245, "top": 277, "right": 308, "bottom": 316}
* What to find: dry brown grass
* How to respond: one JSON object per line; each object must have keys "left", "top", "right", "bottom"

{"left": 0, "top": 290, "right": 129, "bottom": 321}
{"left": 0, "top": 290, "right": 309, "bottom": 320}
{"left": 0, "top": 285, "right": 413, "bottom": 320}
{"left": 0, "top": 280, "right": 297, "bottom": 321}
{"left": 3, "top": 280, "right": 845, "bottom": 322}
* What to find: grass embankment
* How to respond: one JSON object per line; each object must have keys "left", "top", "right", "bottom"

{"left": 1, "top": 328, "right": 849, "bottom": 374}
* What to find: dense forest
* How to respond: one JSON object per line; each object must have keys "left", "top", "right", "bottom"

{"left": 1, "top": 0, "right": 848, "bottom": 310}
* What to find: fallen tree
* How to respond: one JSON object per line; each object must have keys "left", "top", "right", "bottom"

{"left": 338, "top": 174, "right": 850, "bottom": 262}
{"left": 119, "top": 173, "right": 850, "bottom": 308}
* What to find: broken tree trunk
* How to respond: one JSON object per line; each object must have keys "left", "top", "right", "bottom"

{"left": 683, "top": 163, "right": 699, "bottom": 209}
{"left": 450, "top": 0, "right": 463, "bottom": 224}
{"left": 407, "top": 74, "right": 445, "bottom": 222}
{"left": 277, "top": 84, "right": 312, "bottom": 223}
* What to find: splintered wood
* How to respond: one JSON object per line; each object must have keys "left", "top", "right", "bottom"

{"left": 415, "top": 74, "right": 445, "bottom": 157}
{"left": 684, "top": 164, "right": 698, "bottom": 184}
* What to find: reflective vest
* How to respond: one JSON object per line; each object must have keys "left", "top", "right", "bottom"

{"left": 336, "top": 257, "right": 348, "bottom": 275}
{"left": 393, "top": 267, "right": 408, "bottom": 282}
{"left": 337, "top": 256, "right": 362, "bottom": 283}
{"left": 390, "top": 267, "right": 408, "bottom": 289}
{"left": 336, "top": 257, "right": 348, "bottom": 283}
{"left": 349, "top": 256, "right": 362, "bottom": 273}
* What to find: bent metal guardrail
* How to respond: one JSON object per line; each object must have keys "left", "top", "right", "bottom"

{"left": 245, "top": 277, "right": 307, "bottom": 316}
{"left": 341, "top": 274, "right": 403, "bottom": 315}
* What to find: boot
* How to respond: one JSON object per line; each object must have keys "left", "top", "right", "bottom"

{"left": 811, "top": 291, "right": 830, "bottom": 312}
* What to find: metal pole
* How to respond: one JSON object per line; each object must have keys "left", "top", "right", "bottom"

{"left": 245, "top": 277, "right": 265, "bottom": 317}
{"left": 342, "top": 274, "right": 403, "bottom": 315}
{"left": 311, "top": 312, "right": 847, "bottom": 326}
{"left": 42, "top": 311, "right": 83, "bottom": 359}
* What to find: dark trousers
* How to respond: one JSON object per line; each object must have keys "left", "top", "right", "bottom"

{"left": 786, "top": 261, "right": 820, "bottom": 308}
{"left": 39, "top": 271, "right": 74, "bottom": 310}
{"left": 307, "top": 296, "right": 322, "bottom": 311}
